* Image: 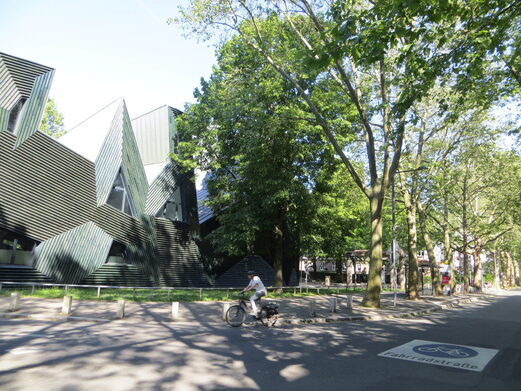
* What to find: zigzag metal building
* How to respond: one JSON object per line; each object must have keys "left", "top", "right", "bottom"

{"left": 0, "top": 52, "right": 209, "bottom": 287}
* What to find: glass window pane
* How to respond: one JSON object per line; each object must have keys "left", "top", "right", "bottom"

{"left": 0, "top": 248, "right": 13, "bottom": 264}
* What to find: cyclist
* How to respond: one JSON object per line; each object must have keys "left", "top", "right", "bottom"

{"left": 240, "top": 270, "right": 267, "bottom": 316}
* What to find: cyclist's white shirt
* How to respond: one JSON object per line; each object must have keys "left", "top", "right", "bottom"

{"left": 248, "top": 276, "right": 266, "bottom": 294}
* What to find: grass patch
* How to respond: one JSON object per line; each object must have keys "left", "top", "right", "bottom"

{"left": 0, "top": 285, "right": 370, "bottom": 302}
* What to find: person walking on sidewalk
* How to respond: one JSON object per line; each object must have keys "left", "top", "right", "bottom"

{"left": 241, "top": 271, "right": 267, "bottom": 316}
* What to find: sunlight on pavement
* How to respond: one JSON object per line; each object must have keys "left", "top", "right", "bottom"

{"left": 279, "top": 364, "right": 310, "bottom": 382}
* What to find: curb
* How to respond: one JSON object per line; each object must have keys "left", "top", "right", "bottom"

{"left": 278, "top": 296, "right": 479, "bottom": 325}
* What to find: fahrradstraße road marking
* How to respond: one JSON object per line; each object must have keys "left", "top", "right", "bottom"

{"left": 378, "top": 339, "right": 499, "bottom": 372}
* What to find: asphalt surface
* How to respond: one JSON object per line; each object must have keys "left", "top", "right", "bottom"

{"left": 0, "top": 289, "right": 520, "bottom": 391}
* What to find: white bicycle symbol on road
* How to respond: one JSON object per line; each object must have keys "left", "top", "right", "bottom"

{"left": 413, "top": 344, "right": 478, "bottom": 358}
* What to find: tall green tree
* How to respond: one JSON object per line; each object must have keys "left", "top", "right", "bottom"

{"left": 175, "top": 33, "right": 331, "bottom": 289}
{"left": 39, "top": 98, "right": 65, "bottom": 138}
{"left": 174, "top": 0, "right": 471, "bottom": 307}
{"left": 397, "top": 86, "right": 479, "bottom": 298}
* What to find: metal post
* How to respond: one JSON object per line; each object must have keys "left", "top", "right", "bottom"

{"left": 309, "top": 300, "right": 316, "bottom": 317}
{"left": 116, "top": 300, "right": 125, "bottom": 319}
{"left": 97, "top": 287, "right": 101, "bottom": 297}
{"left": 346, "top": 295, "right": 353, "bottom": 309}
{"left": 222, "top": 303, "right": 230, "bottom": 321}
{"left": 171, "top": 302, "right": 179, "bottom": 320}
{"left": 62, "top": 295, "right": 72, "bottom": 315}
{"left": 10, "top": 292, "right": 19, "bottom": 312}
{"left": 328, "top": 297, "right": 337, "bottom": 313}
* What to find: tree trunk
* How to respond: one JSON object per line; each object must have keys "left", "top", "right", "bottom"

{"left": 493, "top": 248, "right": 500, "bottom": 289}
{"left": 335, "top": 258, "right": 343, "bottom": 283}
{"left": 443, "top": 193, "right": 455, "bottom": 294}
{"left": 405, "top": 203, "right": 420, "bottom": 299}
{"left": 361, "top": 192, "right": 384, "bottom": 308}
{"left": 499, "top": 251, "right": 506, "bottom": 287}
{"left": 398, "top": 251, "right": 406, "bottom": 290}
{"left": 462, "top": 171, "right": 470, "bottom": 293}
{"left": 506, "top": 252, "right": 515, "bottom": 287}
{"left": 346, "top": 260, "right": 354, "bottom": 289}
{"left": 513, "top": 259, "right": 521, "bottom": 286}
{"left": 419, "top": 205, "right": 442, "bottom": 296}
{"left": 398, "top": 169, "right": 421, "bottom": 300}
{"left": 273, "top": 219, "right": 284, "bottom": 293}
{"left": 473, "top": 239, "right": 483, "bottom": 292}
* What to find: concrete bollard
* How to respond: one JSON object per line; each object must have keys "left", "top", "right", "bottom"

{"left": 61, "top": 295, "right": 72, "bottom": 315}
{"left": 309, "top": 300, "right": 316, "bottom": 317}
{"left": 9, "top": 292, "right": 20, "bottom": 312}
{"left": 328, "top": 297, "right": 337, "bottom": 313}
{"left": 171, "top": 302, "right": 179, "bottom": 320}
{"left": 116, "top": 299, "right": 125, "bottom": 319}
{"left": 346, "top": 295, "right": 353, "bottom": 310}
{"left": 222, "top": 303, "right": 230, "bottom": 321}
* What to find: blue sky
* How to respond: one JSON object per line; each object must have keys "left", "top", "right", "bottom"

{"left": 0, "top": 0, "right": 217, "bottom": 129}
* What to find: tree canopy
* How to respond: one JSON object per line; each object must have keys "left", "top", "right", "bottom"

{"left": 172, "top": 0, "right": 521, "bottom": 301}
{"left": 39, "top": 98, "right": 65, "bottom": 138}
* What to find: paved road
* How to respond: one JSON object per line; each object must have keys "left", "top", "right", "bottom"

{"left": 1, "top": 291, "right": 520, "bottom": 391}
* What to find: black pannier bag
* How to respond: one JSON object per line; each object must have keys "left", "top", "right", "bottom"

{"left": 264, "top": 302, "right": 279, "bottom": 315}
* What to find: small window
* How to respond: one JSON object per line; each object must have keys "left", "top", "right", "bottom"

{"left": 7, "top": 98, "right": 27, "bottom": 134}
{"left": 107, "top": 170, "right": 136, "bottom": 217}
{"left": 105, "top": 241, "right": 129, "bottom": 264}
{"left": 0, "top": 227, "right": 38, "bottom": 267}
{"left": 156, "top": 187, "right": 184, "bottom": 221}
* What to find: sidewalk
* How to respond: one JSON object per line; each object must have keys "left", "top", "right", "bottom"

{"left": 0, "top": 290, "right": 500, "bottom": 326}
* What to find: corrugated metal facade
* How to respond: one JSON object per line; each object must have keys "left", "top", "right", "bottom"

{"left": 14, "top": 71, "right": 54, "bottom": 148}
{"left": 131, "top": 105, "right": 171, "bottom": 166}
{"left": 133, "top": 105, "right": 200, "bottom": 232}
{"left": 0, "top": 52, "right": 54, "bottom": 146}
{"left": 0, "top": 52, "right": 208, "bottom": 287}
{"left": 0, "top": 131, "right": 96, "bottom": 240}
{"left": 145, "top": 161, "right": 181, "bottom": 216}
{"left": 121, "top": 105, "right": 148, "bottom": 215}
{"left": 94, "top": 101, "right": 125, "bottom": 208}
{"left": 34, "top": 222, "right": 113, "bottom": 283}
{"left": 156, "top": 219, "right": 207, "bottom": 287}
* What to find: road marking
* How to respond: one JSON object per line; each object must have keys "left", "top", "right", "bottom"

{"left": 378, "top": 339, "right": 498, "bottom": 372}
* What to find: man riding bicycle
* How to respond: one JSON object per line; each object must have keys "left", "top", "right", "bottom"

{"left": 240, "top": 271, "right": 267, "bottom": 316}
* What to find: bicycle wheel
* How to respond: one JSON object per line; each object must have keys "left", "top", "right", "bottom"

{"left": 226, "top": 305, "right": 246, "bottom": 327}
{"left": 260, "top": 310, "right": 278, "bottom": 327}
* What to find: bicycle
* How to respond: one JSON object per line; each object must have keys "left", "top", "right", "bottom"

{"left": 225, "top": 292, "right": 279, "bottom": 327}
{"left": 416, "top": 346, "right": 471, "bottom": 358}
